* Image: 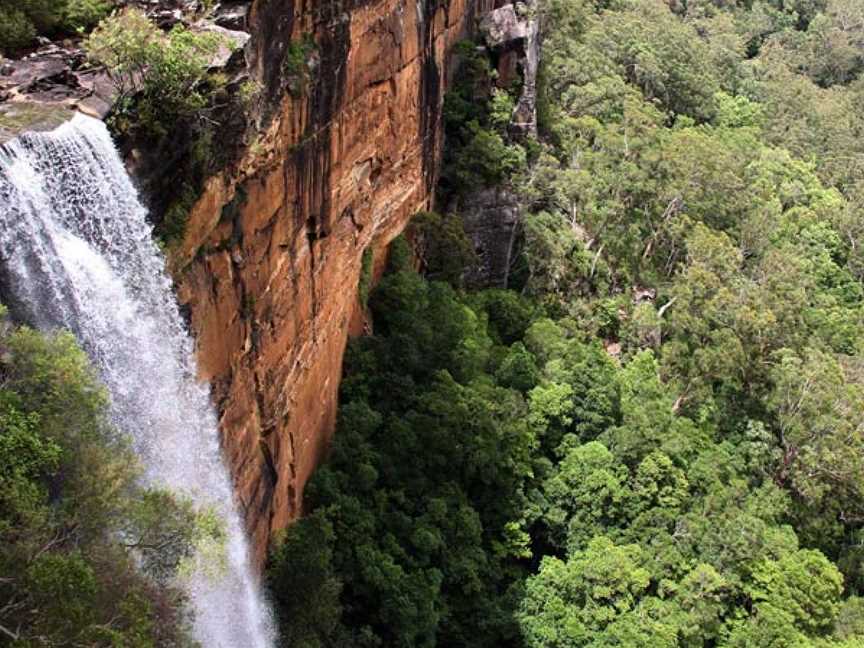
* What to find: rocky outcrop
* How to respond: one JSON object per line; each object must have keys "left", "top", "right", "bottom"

{"left": 478, "top": 0, "right": 538, "bottom": 135}
{"left": 172, "top": 0, "right": 477, "bottom": 563}
{"left": 459, "top": 0, "right": 537, "bottom": 288}
{"left": 479, "top": 4, "right": 527, "bottom": 47}
{"left": 511, "top": 1, "right": 539, "bottom": 136}
{"left": 461, "top": 186, "right": 521, "bottom": 288}
{"left": 0, "top": 44, "right": 116, "bottom": 133}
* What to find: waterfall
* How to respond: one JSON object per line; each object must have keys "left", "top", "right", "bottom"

{"left": 0, "top": 113, "right": 274, "bottom": 647}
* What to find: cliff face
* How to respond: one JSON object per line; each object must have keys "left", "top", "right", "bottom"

{"left": 171, "top": 0, "right": 477, "bottom": 563}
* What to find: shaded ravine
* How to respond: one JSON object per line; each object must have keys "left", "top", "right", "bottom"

{"left": 0, "top": 114, "right": 274, "bottom": 647}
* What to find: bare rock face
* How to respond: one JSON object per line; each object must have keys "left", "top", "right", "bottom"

{"left": 213, "top": 1, "right": 251, "bottom": 30}
{"left": 172, "top": 0, "right": 475, "bottom": 564}
{"left": 477, "top": 0, "right": 538, "bottom": 137}
{"left": 459, "top": 0, "right": 538, "bottom": 289}
{"left": 478, "top": 4, "right": 526, "bottom": 47}
{"left": 461, "top": 186, "right": 521, "bottom": 288}
{"left": 0, "top": 44, "right": 116, "bottom": 127}
{"left": 510, "top": 0, "right": 539, "bottom": 136}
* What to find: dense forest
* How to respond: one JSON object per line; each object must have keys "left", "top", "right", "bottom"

{"left": 4, "top": 0, "right": 864, "bottom": 644}
{"left": 266, "top": 0, "right": 864, "bottom": 646}
{"left": 0, "top": 305, "right": 218, "bottom": 644}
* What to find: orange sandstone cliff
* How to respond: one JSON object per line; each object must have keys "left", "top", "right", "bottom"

{"left": 170, "top": 0, "right": 480, "bottom": 563}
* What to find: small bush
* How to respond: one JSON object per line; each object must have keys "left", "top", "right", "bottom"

{"left": 158, "top": 184, "right": 198, "bottom": 248}
{"left": 238, "top": 79, "right": 262, "bottom": 109}
{"left": 0, "top": 0, "right": 112, "bottom": 52}
{"left": 85, "top": 9, "right": 222, "bottom": 133}
{"left": 0, "top": 0, "right": 61, "bottom": 50}
{"left": 358, "top": 248, "right": 374, "bottom": 307}
{"left": 488, "top": 88, "right": 516, "bottom": 129}
{"left": 62, "top": 0, "right": 112, "bottom": 32}
{"left": 0, "top": 7, "right": 36, "bottom": 51}
{"left": 282, "top": 33, "right": 316, "bottom": 97}
{"left": 84, "top": 9, "right": 160, "bottom": 97}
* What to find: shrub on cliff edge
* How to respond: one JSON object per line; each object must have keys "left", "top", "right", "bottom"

{"left": 85, "top": 8, "right": 222, "bottom": 134}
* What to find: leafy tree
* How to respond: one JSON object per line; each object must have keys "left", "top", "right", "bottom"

{"left": 267, "top": 512, "right": 346, "bottom": 648}
{"left": 0, "top": 315, "right": 199, "bottom": 645}
{"left": 440, "top": 40, "right": 528, "bottom": 199}
{"left": 747, "top": 549, "right": 844, "bottom": 635}
{"left": 541, "top": 441, "right": 629, "bottom": 550}
{"left": 409, "top": 211, "right": 477, "bottom": 288}
{"left": 768, "top": 348, "right": 864, "bottom": 515}
{"left": 496, "top": 342, "right": 542, "bottom": 393}
{"left": 518, "top": 537, "right": 651, "bottom": 647}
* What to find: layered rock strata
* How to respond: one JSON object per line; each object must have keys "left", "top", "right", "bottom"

{"left": 173, "top": 0, "right": 477, "bottom": 563}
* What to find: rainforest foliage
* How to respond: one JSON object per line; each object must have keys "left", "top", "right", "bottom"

{"left": 84, "top": 9, "right": 225, "bottom": 135}
{"left": 0, "top": 0, "right": 112, "bottom": 51}
{"left": 0, "top": 307, "right": 211, "bottom": 646}
{"left": 268, "top": 0, "right": 864, "bottom": 646}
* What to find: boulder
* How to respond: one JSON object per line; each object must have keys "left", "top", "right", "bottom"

{"left": 476, "top": 1, "right": 539, "bottom": 136}
{"left": 478, "top": 4, "right": 527, "bottom": 49}
{"left": 192, "top": 22, "right": 251, "bottom": 69}
{"left": 73, "top": 69, "right": 118, "bottom": 120}
{"left": 509, "top": 5, "right": 539, "bottom": 136}
{"left": 2, "top": 57, "right": 70, "bottom": 88}
{"left": 214, "top": 1, "right": 251, "bottom": 30}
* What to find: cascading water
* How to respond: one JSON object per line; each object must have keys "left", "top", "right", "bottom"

{"left": 0, "top": 113, "right": 274, "bottom": 647}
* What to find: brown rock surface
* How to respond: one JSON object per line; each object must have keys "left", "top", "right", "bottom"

{"left": 172, "top": 0, "right": 475, "bottom": 564}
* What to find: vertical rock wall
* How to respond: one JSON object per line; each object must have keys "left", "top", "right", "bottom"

{"left": 461, "top": 0, "right": 538, "bottom": 288}
{"left": 172, "top": 0, "right": 476, "bottom": 563}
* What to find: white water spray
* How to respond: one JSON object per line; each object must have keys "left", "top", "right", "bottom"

{"left": 0, "top": 113, "right": 274, "bottom": 647}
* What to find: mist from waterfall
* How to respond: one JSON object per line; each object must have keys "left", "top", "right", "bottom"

{"left": 0, "top": 113, "right": 274, "bottom": 647}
